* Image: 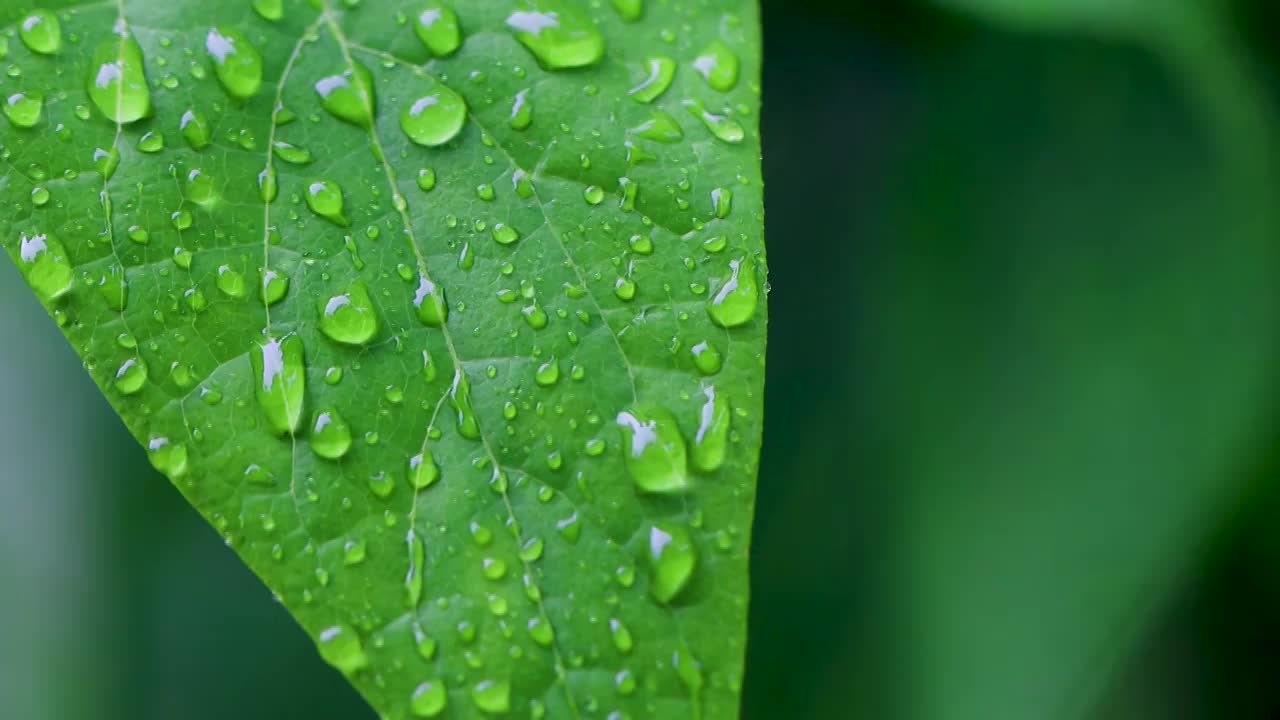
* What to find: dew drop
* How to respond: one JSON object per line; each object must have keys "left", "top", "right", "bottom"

{"left": 262, "top": 269, "right": 289, "bottom": 305}
{"left": 147, "top": 435, "right": 189, "bottom": 478}
{"left": 609, "top": 617, "right": 634, "bottom": 654}
{"left": 17, "top": 231, "right": 73, "bottom": 302}
{"left": 88, "top": 31, "right": 151, "bottom": 124}
{"left": 310, "top": 407, "right": 353, "bottom": 460}
{"left": 400, "top": 85, "right": 466, "bottom": 147}
{"left": 507, "top": 2, "right": 604, "bottom": 70}
{"left": 410, "top": 680, "right": 447, "bottom": 717}
{"left": 690, "top": 340, "right": 722, "bottom": 375}
{"left": 205, "top": 27, "right": 262, "bottom": 100}
{"left": 534, "top": 357, "right": 559, "bottom": 386}
{"left": 413, "top": 275, "right": 448, "bottom": 326}
{"left": 252, "top": 0, "right": 283, "bottom": 21}
{"left": 693, "top": 40, "right": 739, "bottom": 92}
{"left": 19, "top": 10, "right": 61, "bottom": 55}
{"left": 616, "top": 405, "right": 689, "bottom": 493}
{"left": 508, "top": 88, "right": 532, "bottom": 130}
{"left": 611, "top": 0, "right": 643, "bottom": 22}
{"left": 273, "top": 139, "right": 314, "bottom": 164}
{"left": 315, "top": 62, "right": 375, "bottom": 128}
{"left": 648, "top": 522, "right": 696, "bottom": 603}
{"left": 319, "top": 280, "right": 379, "bottom": 345}
{"left": 683, "top": 98, "right": 744, "bottom": 144}
{"left": 180, "top": 109, "right": 212, "bottom": 149}
{"left": 413, "top": 2, "right": 462, "bottom": 57}
{"left": 692, "top": 386, "right": 730, "bottom": 472}
{"left": 470, "top": 679, "right": 511, "bottom": 714}
{"left": 305, "top": 179, "right": 350, "bottom": 226}
{"left": 491, "top": 223, "right": 519, "bottom": 245}
{"left": 628, "top": 56, "right": 674, "bottom": 103}
{"left": 449, "top": 369, "right": 480, "bottom": 440}
{"left": 251, "top": 333, "right": 306, "bottom": 435}
{"left": 137, "top": 130, "right": 164, "bottom": 153}
{"left": 706, "top": 256, "right": 758, "bottom": 328}
{"left": 409, "top": 450, "right": 439, "bottom": 489}
{"left": 316, "top": 624, "right": 368, "bottom": 674}
{"left": 114, "top": 357, "right": 148, "bottom": 395}
{"left": 416, "top": 167, "right": 437, "bottom": 192}
{"left": 4, "top": 91, "right": 42, "bottom": 129}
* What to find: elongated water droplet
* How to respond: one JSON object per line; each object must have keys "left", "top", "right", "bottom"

{"left": 319, "top": 280, "right": 379, "bottom": 345}
{"left": 93, "top": 146, "right": 119, "bottom": 178}
{"left": 491, "top": 223, "right": 519, "bottom": 245}
{"left": 89, "top": 32, "right": 152, "bottom": 124}
{"left": 414, "top": 2, "right": 461, "bottom": 56}
{"left": 405, "top": 528, "right": 425, "bottom": 605}
{"left": 258, "top": 165, "right": 278, "bottom": 202}
{"left": 147, "top": 435, "right": 189, "bottom": 478}
{"left": 251, "top": 333, "right": 305, "bottom": 435}
{"left": 471, "top": 679, "right": 510, "bottom": 714}
{"left": 411, "top": 680, "right": 447, "bottom": 717}
{"left": 252, "top": 0, "right": 283, "bottom": 20}
{"left": 273, "top": 139, "right": 313, "bottom": 164}
{"left": 684, "top": 98, "right": 744, "bottom": 144}
{"left": 507, "top": 2, "right": 604, "bottom": 70}
{"left": 413, "top": 275, "right": 448, "bottom": 326}
{"left": 692, "top": 386, "right": 730, "bottom": 472}
{"left": 310, "top": 407, "right": 353, "bottom": 459}
{"left": 315, "top": 62, "right": 375, "bottom": 128}
{"left": 616, "top": 406, "right": 689, "bottom": 493}
{"left": 449, "top": 369, "right": 480, "bottom": 440}
{"left": 305, "top": 179, "right": 349, "bottom": 226}
{"left": 400, "top": 85, "right": 466, "bottom": 147}
{"left": 609, "top": 617, "right": 634, "bottom": 653}
{"left": 611, "top": 0, "right": 643, "bottom": 21}
{"left": 4, "top": 91, "right": 42, "bottom": 128}
{"left": 416, "top": 167, "right": 437, "bottom": 192}
{"left": 693, "top": 40, "right": 739, "bottom": 91}
{"left": 707, "top": 256, "right": 758, "bottom": 327}
{"left": 409, "top": 450, "right": 440, "bottom": 489}
{"left": 632, "top": 109, "right": 682, "bottom": 143}
{"left": 18, "top": 232, "right": 73, "bottom": 302}
{"left": 180, "top": 109, "right": 212, "bottom": 148}
{"left": 19, "top": 10, "right": 61, "bottom": 55}
{"left": 262, "top": 269, "right": 289, "bottom": 305}
{"left": 137, "top": 130, "right": 164, "bottom": 152}
{"left": 317, "top": 624, "right": 368, "bottom": 674}
{"left": 629, "top": 56, "right": 674, "bottom": 103}
{"left": 205, "top": 27, "right": 262, "bottom": 100}
{"left": 508, "top": 89, "right": 532, "bottom": 130}
{"left": 711, "top": 186, "right": 732, "bottom": 218}
{"left": 649, "top": 522, "right": 696, "bottom": 603}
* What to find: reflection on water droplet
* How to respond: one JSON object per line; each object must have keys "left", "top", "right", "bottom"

{"left": 205, "top": 26, "right": 262, "bottom": 100}
{"left": 18, "top": 231, "right": 73, "bottom": 302}
{"left": 629, "top": 56, "right": 674, "bottom": 103}
{"left": 470, "top": 679, "right": 510, "bottom": 714}
{"left": 251, "top": 333, "right": 306, "bottom": 435}
{"left": 617, "top": 405, "right": 689, "bottom": 493}
{"left": 4, "top": 91, "right": 42, "bottom": 129}
{"left": 319, "top": 280, "right": 379, "bottom": 345}
{"left": 115, "top": 357, "right": 148, "bottom": 395}
{"left": 410, "top": 679, "right": 447, "bottom": 717}
{"left": 707, "top": 256, "right": 758, "bottom": 327}
{"left": 19, "top": 10, "right": 61, "bottom": 55}
{"left": 692, "top": 386, "right": 730, "bottom": 472}
{"left": 401, "top": 85, "right": 466, "bottom": 147}
{"left": 147, "top": 435, "right": 189, "bottom": 478}
{"left": 507, "top": 2, "right": 604, "bottom": 70}
{"left": 315, "top": 62, "right": 376, "bottom": 128}
{"left": 310, "top": 407, "right": 353, "bottom": 460}
{"left": 693, "top": 39, "right": 739, "bottom": 92}
{"left": 649, "top": 522, "right": 696, "bottom": 603}
{"left": 316, "top": 624, "right": 368, "bottom": 674}
{"left": 414, "top": 2, "right": 462, "bottom": 57}
{"left": 88, "top": 32, "right": 151, "bottom": 124}
{"left": 305, "top": 179, "right": 350, "bottom": 226}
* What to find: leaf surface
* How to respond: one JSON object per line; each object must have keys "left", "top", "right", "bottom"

{"left": 0, "top": 1, "right": 765, "bottom": 717}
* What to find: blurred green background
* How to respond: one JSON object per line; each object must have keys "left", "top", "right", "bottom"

{"left": 7, "top": 0, "right": 1280, "bottom": 717}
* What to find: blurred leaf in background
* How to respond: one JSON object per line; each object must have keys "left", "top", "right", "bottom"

{"left": 5, "top": 1, "right": 1280, "bottom": 719}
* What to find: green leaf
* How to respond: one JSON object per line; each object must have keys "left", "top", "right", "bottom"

{"left": 0, "top": 1, "right": 765, "bottom": 717}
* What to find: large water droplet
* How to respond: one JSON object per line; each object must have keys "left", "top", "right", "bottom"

{"left": 628, "top": 56, "right": 674, "bottom": 103}
{"left": 305, "top": 179, "right": 350, "bottom": 226}
{"left": 692, "top": 386, "right": 730, "bottom": 472}
{"left": 205, "top": 27, "right": 262, "bottom": 100}
{"left": 648, "top": 522, "right": 696, "bottom": 603}
{"left": 706, "top": 256, "right": 758, "bottom": 328}
{"left": 180, "top": 109, "right": 212, "bottom": 148}
{"left": 19, "top": 10, "right": 61, "bottom": 55}
{"left": 413, "top": 274, "right": 448, "bottom": 326}
{"left": 315, "top": 62, "right": 375, "bottom": 128}
{"left": 4, "top": 91, "right": 43, "bottom": 129}
{"left": 310, "top": 407, "right": 353, "bottom": 459}
{"left": 683, "top": 98, "right": 744, "bottom": 144}
{"left": 411, "top": 680, "right": 447, "bottom": 717}
{"left": 114, "top": 357, "right": 148, "bottom": 395}
{"left": 216, "top": 265, "right": 246, "bottom": 298}
{"left": 88, "top": 32, "right": 152, "bottom": 124}
{"left": 316, "top": 624, "right": 368, "bottom": 674}
{"left": 632, "top": 109, "right": 682, "bottom": 144}
{"left": 400, "top": 85, "right": 466, "bottom": 147}
{"left": 252, "top": 0, "right": 283, "bottom": 20}
{"left": 693, "top": 40, "right": 739, "bottom": 92}
{"left": 690, "top": 340, "right": 722, "bottom": 376}
{"left": 185, "top": 168, "right": 217, "bottom": 206}
{"left": 319, "top": 280, "right": 379, "bottom": 345}
{"left": 409, "top": 450, "right": 440, "bottom": 489}
{"left": 414, "top": 2, "right": 462, "bottom": 56}
{"left": 507, "top": 2, "right": 604, "bottom": 70}
{"left": 273, "top": 139, "right": 313, "bottom": 164}
{"left": 147, "top": 435, "right": 189, "bottom": 478}
{"left": 251, "top": 333, "right": 306, "bottom": 435}
{"left": 611, "top": 0, "right": 643, "bottom": 22}
{"left": 449, "top": 369, "right": 480, "bottom": 440}
{"left": 616, "top": 406, "right": 689, "bottom": 493}
{"left": 470, "top": 679, "right": 510, "bottom": 714}
{"left": 18, "top": 231, "right": 73, "bottom": 302}
{"left": 508, "top": 89, "right": 532, "bottom": 130}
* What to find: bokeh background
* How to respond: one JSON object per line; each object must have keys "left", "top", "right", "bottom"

{"left": 6, "top": 0, "right": 1280, "bottom": 717}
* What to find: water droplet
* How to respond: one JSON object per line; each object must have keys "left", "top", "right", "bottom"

{"left": 316, "top": 624, "right": 368, "bottom": 674}
{"left": 673, "top": 643, "right": 704, "bottom": 701}
{"left": 616, "top": 406, "right": 689, "bottom": 493}
{"left": 693, "top": 40, "right": 739, "bottom": 91}
{"left": 706, "top": 256, "right": 758, "bottom": 327}
{"left": 88, "top": 32, "right": 151, "bottom": 124}
{"left": 315, "top": 62, "right": 375, "bottom": 128}
{"left": 411, "top": 680, "right": 447, "bottom": 717}
{"left": 471, "top": 679, "right": 511, "bottom": 714}
{"left": 609, "top": 617, "right": 633, "bottom": 653}
{"left": 611, "top": 0, "right": 643, "bottom": 22}
{"left": 648, "top": 522, "right": 696, "bottom": 603}
{"left": 251, "top": 334, "right": 306, "bottom": 435}
{"left": 258, "top": 166, "right": 278, "bottom": 203}
{"left": 491, "top": 223, "right": 519, "bottom": 245}
{"left": 137, "top": 130, "right": 164, "bottom": 153}
{"left": 310, "top": 407, "right": 353, "bottom": 459}
{"left": 305, "top": 180, "right": 350, "bottom": 226}
{"left": 214, "top": 265, "right": 246, "bottom": 298}
{"left": 30, "top": 186, "right": 50, "bottom": 207}
{"left": 416, "top": 167, "right": 437, "bottom": 192}
{"left": 614, "top": 276, "right": 636, "bottom": 301}
{"left": 508, "top": 88, "right": 532, "bottom": 130}
{"left": 507, "top": 3, "right": 604, "bottom": 70}
{"left": 413, "top": 275, "right": 448, "bottom": 326}
{"left": 711, "top": 187, "right": 732, "bottom": 218}
{"left": 527, "top": 615, "right": 553, "bottom": 646}
{"left": 449, "top": 369, "right": 480, "bottom": 440}
{"left": 616, "top": 669, "right": 637, "bottom": 695}
{"left": 683, "top": 98, "right": 744, "bottom": 144}
{"left": 205, "top": 27, "right": 262, "bottom": 100}
{"left": 115, "top": 357, "right": 148, "bottom": 395}
{"left": 262, "top": 269, "right": 289, "bottom": 305}
{"left": 400, "top": 85, "right": 466, "bottom": 147}
{"left": 147, "top": 435, "right": 189, "bottom": 478}
{"left": 252, "top": 0, "right": 283, "bottom": 20}
{"left": 171, "top": 246, "right": 193, "bottom": 269}
{"left": 4, "top": 91, "right": 42, "bottom": 129}
{"left": 273, "top": 139, "right": 313, "bottom": 164}
{"left": 405, "top": 528, "right": 425, "bottom": 605}
{"left": 180, "top": 109, "right": 212, "bottom": 148}
{"left": 414, "top": 2, "right": 462, "bottom": 56}
{"left": 185, "top": 168, "right": 217, "bottom": 206}
{"left": 409, "top": 450, "right": 439, "bottom": 489}
{"left": 19, "top": 10, "right": 61, "bottom": 55}
{"left": 343, "top": 539, "right": 366, "bottom": 565}
{"left": 629, "top": 56, "right": 674, "bottom": 103}
{"left": 534, "top": 357, "right": 559, "bottom": 386}
{"left": 692, "top": 386, "right": 730, "bottom": 472}
{"left": 583, "top": 185, "right": 604, "bottom": 205}
{"left": 690, "top": 340, "right": 722, "bottom": 375}
{"left": 319, "top": 280, "right": 379, "bottom": 345}
{"left": 482, "top": 557, "right": 507, "bottom": 580}
{"left": 93, "top": 147, "right": 119, "bottom": 178}
{"left": 17, "top": 232, "right": 73, "bottom": 302}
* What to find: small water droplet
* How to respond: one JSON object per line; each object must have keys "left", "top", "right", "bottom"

{"left": 4, "top": 91, "right": 42, "bottom": 129}
{"left": 410, "top": 680, "right": 447, "bottom": 717}
{"left": 413, "top": 275, "right": 448, "bottom": 326}
{"left": 147, "top": 435, "right": 189, "bottom": 478}
{"left": 693, "top": 40, "right": 739, "bottom": 91}
{"left": 17, "top": 232, "right": 73, "bottom": 302}
{"left": 305, "top": 179, "right": 350, "bottom": 226}
{"left": 315, "top": 62, "right": 375, "bottom": 128}
{"left": 310, "top": 407, "right": 353, "bottom": 459}
{"left": 692, "top": 386, "right": 730, "bottom": 472}
{"left": 683, "top": 98, "right": 744, "bottom": 144}
{"left": 508, "top": 88, "right": 532, "bottom": 130}
{"left": 180, "top": 109, "right": 212, "bottom": 148}
{"left": 470, "top": 679, "right": 511, "bottom": 714}
{"left": 115, "top": 357, "right": 148, "bottom": 395}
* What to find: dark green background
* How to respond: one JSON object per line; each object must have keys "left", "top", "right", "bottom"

{"left": 6, "top": 0, "right": 1280, "bottom": 717}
